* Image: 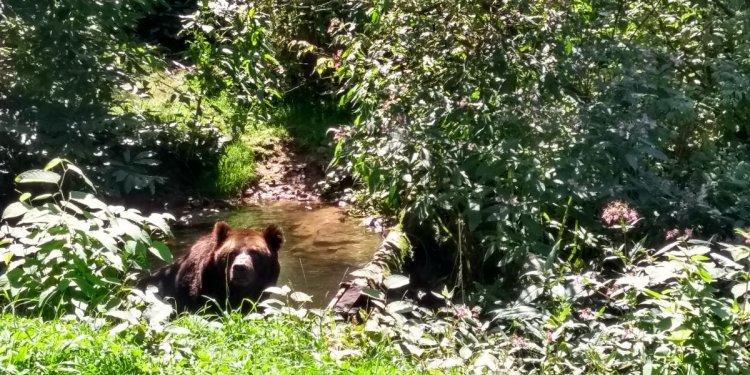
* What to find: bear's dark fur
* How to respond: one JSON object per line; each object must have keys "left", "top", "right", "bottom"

{"left": 139, "top": 221, "right": 284, "bottom": 312}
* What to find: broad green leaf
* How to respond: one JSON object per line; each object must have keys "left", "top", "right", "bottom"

{"left": 60, "top": 201, "right": 83, "bottom": 215}
{"left": 731, "top": 282, "right": 750, "bottom": 299}
{"left": 69, "top": 191, "right": 108, "bottom": 211}
{"left": 401, "top": 343, "right": 423, "bottom": 357}
{"left": 264, "top": 285, "right": 291, "bottom": 296}
{"left": 106, "top": 309, "right": 141, "bottom": 325}
{"left": 2, "top": 202, "right": 30, "bottom": 220}
{"left": 386, "top": 300, "right": 414, "bottom": 315}
{"left": 44, "top": 158, "right": 65, "bottom": 171}
{"left": 30, "top": 193, "right": 54, "bottom": 202}
{"left": 667, "top": 329, "right": 693, "bottom": 343}
{"left": 88, "top": 230, "right": 119, "bottom": 253}
{"left": 15, "top": 170, "right": 61, "bottom": 185}
{"left": 38, "top": 285, "right": 58, "bottom": 308}
{"left": 147, "top": 214, "right": 172, "bottom": 236}
{"left": 115, "top": 218, "right": 148, "bottom": 243}
{"left": 102, "top": 251, "right": 124, "bottom": 272}
{"left": 361, "top": 287, "right": 384, "bottom": 300}
{"left": 65, "top": 163, "right": 96, "bottom": 191}
{"left": 290, "top": 291, "right": 313, "bottom": 303}
{"left": 383, "top": 274, "right": 410, "bottom": 289}
{"left": 149, "top": 241, "right": 173, "bottom": 263}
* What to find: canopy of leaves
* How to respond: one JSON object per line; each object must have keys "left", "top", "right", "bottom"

{"left": 323, "top": 0, "right": 750, "bottom": 278}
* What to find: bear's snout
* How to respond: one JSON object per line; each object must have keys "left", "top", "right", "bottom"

{"left": 229, "top": 253, "right": 256, "bottom": 286}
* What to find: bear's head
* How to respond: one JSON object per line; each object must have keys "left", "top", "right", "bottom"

{"left": 209, "top": 221, "right": 284, "bottom": 290}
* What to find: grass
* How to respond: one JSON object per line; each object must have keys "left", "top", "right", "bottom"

{"left": 213, "top": 142, "right": 256, "bottom": 197}
{"left": 0, "top": 313, "right": 421, "bottom": 374}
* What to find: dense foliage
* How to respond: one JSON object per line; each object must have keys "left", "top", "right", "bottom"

{"left": 0, "top": 0, "right": 283, "bottom": 201}
{"left": 0, "top": 160, "right": 173, "bottom": 318}
{"left": 3, "top": 0, "right": 750, "bottom": 373}
{"left": 324, "top": 0, "right": 750, "bottom": 279}
{"left": 0, "top": 0, "right": 162, "bottom": 199}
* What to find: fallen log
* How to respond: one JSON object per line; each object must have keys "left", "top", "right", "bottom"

{"left": 326, "top": 225, "right": 411, "bottom": 319}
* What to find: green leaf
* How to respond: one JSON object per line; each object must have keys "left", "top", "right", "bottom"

{"left": 18, "top": 193, "right": 31, "bottom": 203}
{"left": 2, "top": 202, "right": 30, "bottom": 221}
{"left": 88, "top": 230, "right": 119, "bottom": 253}
{"left": 44, "top": 158, "right": 65, "bottom": 171}
{"left": 30, "top": 193, "right": 54, "bottom": 202}
{"left": 38, "top": 285, "right": 58, "bottom": 308}
{"left": 667, "top": 329, "right": 693, "bottom": 343}
{"left": 60, "top": 201, "right": 84, "bottom": 215}
{"left": 265, "top": 285, "right": 291, "bottom": 296}
{"left": 102, "top": 251, "right": 124, "bottom": 272}
{"left": 263, "top": 53, "right": 279, "bottom": 65}
{"left": 65, "top": 163, "right": 96, "bottom": 191}
{"left": 386, "top": 300, "right": 414, "bottom": 315}
{"left": 146, "top": 214, "right": 172, "bottom": 236}
{"left": 69, "top": 191, "right": 108, "bottom": 211}
{"left": 290, "top": 291, "right": 313, "bottom": 303}
{"left": 149, "top": 241, "right": 173, "bottom": 263}
{"left": 731, "top": 282, "right": 750, "bottom": 299}
{"left": 115, "top": 218, "right": 148, "bottom": 243}
{"left": 361, "top": 288, "right": 385, "bottom": 300}
{"left": 15, "top": 170, "right": 61, "bottom": 185}
{"left": 383, "top": 274, "right": 410, "bottom": 289}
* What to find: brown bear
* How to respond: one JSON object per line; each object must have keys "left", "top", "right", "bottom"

{"left": 139, "top": 221, "right": 284, "bottom": 312}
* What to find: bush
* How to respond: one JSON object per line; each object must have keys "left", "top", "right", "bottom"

{"left": 0, "top": 0, "right": 161, "bottom": 188}
{"left": 485, "top": 233, "right": 750, "bottom": 374}
{"left": 322, "top": 0, "right": 750, "bottom": 282}
{"left": 0, "top": 159, "right": 173, "bottom": 318}
{"left": 182, "top": 0, "right": 283, "bottom": 135}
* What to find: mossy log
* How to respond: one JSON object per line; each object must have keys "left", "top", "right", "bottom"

{"left": 326, "top": 225, "right": 411, "bottom": 316}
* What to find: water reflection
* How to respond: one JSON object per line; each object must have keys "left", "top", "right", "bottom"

{"left": 170, "top": 201, "right": 381, "bottom": 307}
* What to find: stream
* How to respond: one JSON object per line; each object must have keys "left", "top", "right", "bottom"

{"left": 169, "top": 200, "right": 382, "bottom": 307}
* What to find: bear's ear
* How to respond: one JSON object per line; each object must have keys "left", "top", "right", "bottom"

{"left": 263, "top": 224, "right": 284, "bottom": 252}
{"left": 212, "top": 221, "right": 231, "bottom": 245}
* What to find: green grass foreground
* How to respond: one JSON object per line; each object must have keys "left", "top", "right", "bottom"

{"left": 0, "top": 313, "right": 419, "bottom": 375}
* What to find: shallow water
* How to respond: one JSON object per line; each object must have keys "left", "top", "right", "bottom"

{"left": 169, "top": 201, "right": 381, "bottom": 307}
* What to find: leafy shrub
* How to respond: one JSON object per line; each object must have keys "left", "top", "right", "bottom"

{"left": 321, "top": 0, "right": 750, "bottom": 282}
{"left": 485, "top": 234, "right": 750, "bottom": 374}
{"left": 0, "top": 0, "right": 162, "bottom": 188}
{"left": 0, "top": 159, "right": 173, "bottom": 318}
{"left": 106, "top": 150, "right": 167, "bottom": 196}
{"left": 182, "top": 0, "right": 283, "bottom": 135}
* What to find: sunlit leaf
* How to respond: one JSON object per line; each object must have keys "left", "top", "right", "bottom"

{"left": 290, "top": 291, "right": 313, "bottom": 303}
{"left": 731, "top": 282, "right": 750, "bottom": 299}
{"left": 15, "top": 170, "right": 60, "bottom": 185}
{"left": 44, "top": 158, "right": 65, "bottom": 171}
{"left": 667, "top": 329, "right": 693, "bottom": 343}
{"left": 383, "top": 274, "right": 410, "bottom": 290}
{"left": 2, "top": 202, "right": 30, "bottom": 221}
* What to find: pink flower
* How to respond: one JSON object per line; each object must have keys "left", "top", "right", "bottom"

{"left": 512, "top": 335, "right": 527, "bottom": 349}
{"left": 665, "top": 228, "right": 680, "bottom": 240}
{"left": 546, "top": 331, "right": 554, "bottom": 343}
{"left": 455, "top": 305, "right": 472, "bottom": 320}
{"left": 578, "top": 307, "right": 595, "bottom": 320}
{"left": 601, "top": 200, "right": 640, "bottom": 226}
{"left": 666, "top": 228, "right": 694, "bottom": 240}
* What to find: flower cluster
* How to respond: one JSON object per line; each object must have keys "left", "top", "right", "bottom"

{"left": 665, "top": 228, "right": 693, "bottom": 240}
{"left": 601, "top": 200, "right": 640, "bottom": 226}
